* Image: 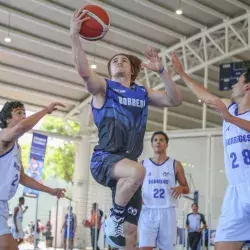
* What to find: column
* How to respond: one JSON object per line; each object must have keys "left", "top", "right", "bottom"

{"left": 72, "top": 107, "right": 91, "bottom": 248}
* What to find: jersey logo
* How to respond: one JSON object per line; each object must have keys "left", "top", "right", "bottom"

{"left": 163, "top": 172, "right": 170, "bottom": 176}
{"left": 226, "top": 125, "right": 230, "bottom": 131}
{"left": 127, "top": 206, "right": 138, "bottom": 216}
{"left": 148, "top": 172, "right": 152, "bottom": 176}
{"left": 113, "top": 88, "right": 126, "bottom": 93}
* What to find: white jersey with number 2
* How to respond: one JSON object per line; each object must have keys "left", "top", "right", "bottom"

{"left": 223, "top": 102, "right": 250, "bottom": 185}
{"left": 0, "top": 143, "right": 22, "bottom": 201}
{"left": 142, "top": 157, "right": 178, "bottom": 208}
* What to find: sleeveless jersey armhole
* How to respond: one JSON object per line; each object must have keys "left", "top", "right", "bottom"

{"left": 91, "top": 79, "right": 109, "bottom": 110}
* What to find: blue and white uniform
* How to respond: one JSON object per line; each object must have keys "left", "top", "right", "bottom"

{"left": 139, "top": 157, "right": 178, "bottom": 250}
{"left": 64, "top": 213, "right": 75, "bottom": 239}
{"left": 215, "top": 102, "right": 250, "bottom": 242}
{"left": 0, "top": 143, "right": 22, "bottom": 236}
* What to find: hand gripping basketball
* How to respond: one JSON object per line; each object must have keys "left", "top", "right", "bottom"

{"left": 71, "top": 5, "right": 110, "bottom": 41}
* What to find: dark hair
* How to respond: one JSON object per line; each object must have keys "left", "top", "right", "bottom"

{"left": 0, "top": 101, "right": 24, "bottom": 129}
{"left": 151, "top": 131, "right": 169, "bottom": 144}
{"left": 92, "top": 203, "right": 98, "bottom": 209}
{"left": 19, "top": 197, "right": 24, "bottom": 202}
{"left": 244, "top": 68, "right": 250, "bottom": 83}
{"left": 107, "top": 53, "right": 142, "bottom": 82}
{"left": 192, "top": 202, "right": 198, "bottom": 208}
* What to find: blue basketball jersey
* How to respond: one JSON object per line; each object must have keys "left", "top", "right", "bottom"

{"left": 65, "top": 213, "right": 75, "bottom": 231}
{"left": 91, "top": 79, "right": 148, "bottom": 160}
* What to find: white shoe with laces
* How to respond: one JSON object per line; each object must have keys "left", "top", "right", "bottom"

{"left": 104, "top": 215, "right": 126, "bottom": 248}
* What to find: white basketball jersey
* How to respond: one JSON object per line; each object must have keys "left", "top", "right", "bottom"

{"left": 223, "top": 102, "right": 250, "bottom": 185}
{"left": 142, "top": 157, "right": 178, "bottom": 208}
{"left": 0, "top": 143, "right": 22, "bottom": 200}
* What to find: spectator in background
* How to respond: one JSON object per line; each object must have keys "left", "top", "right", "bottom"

{"left": 32, "top": 219, "right": 41, "bottom": 248}
{"left": 11, "top": 197, "right": 28, "bottom": 245}
{"left": 61, "top": 207, "right": 77, "bottom": 250}
{"left": 186, "top": 203, "right": 207, "bottom": 250}
{"left": 43, "top": 221, "right": 52, "bottom": 248}
{"left": 83, "top": 203, "right": 103, "bottom": 250}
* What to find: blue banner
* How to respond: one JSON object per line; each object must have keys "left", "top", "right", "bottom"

{"left": 23, "top": 133, "right": 48, "bottom": 198}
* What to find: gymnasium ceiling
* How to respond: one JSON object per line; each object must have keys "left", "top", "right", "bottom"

{"left": 0, "top": 0, "right": 250, "bottom": 133}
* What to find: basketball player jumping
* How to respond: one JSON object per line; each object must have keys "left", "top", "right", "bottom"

{"left": 139, "top": 131, "right": 189, "bottom": 250}
{"left": 0, "top": 101, "right": 66, "bottom": 250}
{"left": 172, "top": 53, "right": 250, "bottom": 250}
{"left": 70, "top": 9, "right": 183, "bottom": 249}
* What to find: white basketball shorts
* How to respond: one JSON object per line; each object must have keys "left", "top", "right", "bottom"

{"left": 11, "top": 223, "right": 24, "bottom": 239}
{"left": 138, "top": 207, "right": 177, "bottom": 250}
{"left": 0, "top": 201, "right": 10, "bottom": 236}
{"left": 215, "top": 181, "right": 250, "bottom": 242}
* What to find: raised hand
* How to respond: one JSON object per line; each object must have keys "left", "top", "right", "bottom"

{"left": 49, "top": 188, "right": 66, "bottom": 199}
{"left": 141, "top": 46, "right": 164, "bottom": 72}
{"left": 70, "top": 9, "right": 90, "bottom": 36}
{"left": 46, "top": 102, "right": 65, "bottom": 114}
{"left": 206, "top": 99, "right": 231, "bottom": 121}
{"left": 171, "top": 52, "right": 185, "bottom": 76}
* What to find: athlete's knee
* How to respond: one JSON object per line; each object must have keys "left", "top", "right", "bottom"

{"left": 130, "top": 164, "right": 145, "bottom": 185}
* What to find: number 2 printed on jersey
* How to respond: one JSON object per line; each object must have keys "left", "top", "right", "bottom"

{"left": 231, "top": 149, "right": 250, "bottom": 168}
{"left": 153, "top": 188, "right": 165, "bottom": 198}
{"left": 11, "top": 174, "right": 19, "bottom": 187}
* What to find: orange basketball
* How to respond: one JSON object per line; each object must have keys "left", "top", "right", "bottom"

{"left": 80, "top": 5, "right": 110, "bottom": 41}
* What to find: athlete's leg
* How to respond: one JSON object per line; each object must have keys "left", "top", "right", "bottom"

{"left": 215, "top": 184, "right": 250, "bottom": 250}
{"left": 157, "top": 208, "right": 177, "bottom": 250}
{"left": 63, "top": 238, "right": 66, "bottom": 250}
{"left": 91, "top": 153, "right": 145, "bottom": 248}
{"left": 121, "top": 187, "right": 142, "bottom": 250}
{"left": 0, "top": 202, "right": 18, "bottom": 249}
{"left": 105, "top": 159, "right": 145, "bottom": 248}
{"left": 111, "top": 158, "right": 145, "bottom": 207}
{"left": 215, "top": 241, "right": 244, "bottom": 250}
{"left": 138, "top": 208, "right": 158, "bottom": 250}
{"left": 0, "top": 234, "right": 18, "bottom": 250}
{"left": 124, "top": 222, "right": 138, "bottom": 250}
{"left": 70, "top": 238, "right": 74, "bottom": 250}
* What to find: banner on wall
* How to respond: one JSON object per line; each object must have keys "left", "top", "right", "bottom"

{"left": 23, "top": 133, "right": 48, "bottom": 198}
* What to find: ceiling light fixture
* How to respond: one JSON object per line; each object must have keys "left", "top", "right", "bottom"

{"left": 5, "top": 12, "right": 11, "bottom": 43}
{"left": 176, "top": 0, "right": 183, "bottom": 15}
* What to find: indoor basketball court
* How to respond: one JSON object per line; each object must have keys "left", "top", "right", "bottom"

{"left": 0, "top": 0, "right": 250, "bottom": 250}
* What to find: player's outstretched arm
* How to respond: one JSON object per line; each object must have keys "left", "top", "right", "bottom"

{"left": 172, "top": 52, "right": 220, "bottom": 104}
{"left": 20, "top": 171, "right": 65, "bottom": 199}
{"left": 0, "top": 102, "right": 65, "bottom": 143}
{"left": 20, "top": 151, "right": 65, "bottom": 198}
{"left": 70, "top": 8, "right": 106, "bottom": 96}
{"left": 143, "top": 46, "right": 183, "bottom": 107}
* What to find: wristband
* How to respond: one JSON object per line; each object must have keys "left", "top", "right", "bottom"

{"left": 158, "top": 67, "right": 165, "bottom": 74}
